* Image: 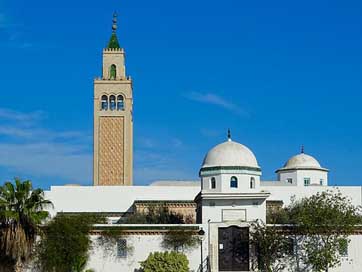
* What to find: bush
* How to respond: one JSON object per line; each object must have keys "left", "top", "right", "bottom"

{"left": 140, "top": 251, "right": 189, "bottom": 272}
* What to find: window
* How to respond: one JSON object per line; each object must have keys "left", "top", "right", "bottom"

{"left": 101, "top": 95, "right": 108, "bottom": 110}
{"left": 304, "top": 178, "right": 310, "bottom": 186}
{"left": 210, "top": 177, "right": 216, "bottom": 189}
{"left": 117, "top": 95, "right": 124, "bottom": 111}
{"left": 286, "top": 178, "right": 293, "bottom": 184}
{"left": 230, "top": 176, "right": 238, "bottom": 188}
{"left": 250, "top": 177, "right": 255, "bottom": 189}
{"left": 110, "top": 95, "right": 116, "bottom": 111}
{"left": 320, "top": 179, "right": 324, "bottom": 186}
{"left": 110, "top": 64, "right": 117, "bottom": 79}
{"left": 117, "top": 239, "right": 127, "bottom": 258}
{"left": 339, "top": 239, "right": 348, "bottom": 257}
{"left": 287, "top": 238, "right": 297, "bottom": 255}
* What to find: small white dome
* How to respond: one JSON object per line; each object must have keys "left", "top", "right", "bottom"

{"left": 202, "top": 140, "right": 260, "bottom": 169}
{"left": 277, "top": 152, "right": 328, "bottom": 172}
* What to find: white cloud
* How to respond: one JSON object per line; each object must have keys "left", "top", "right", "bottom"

{"left": 0, "top": 143, "right": 92, "bottom": 183}
{"left": 0, "top": 108, "right": 45, "bottom": 123}
{"left": 0, "top": 108, "right": 92, "bottom": 185}
{"left": 185, "top": 92, "right": 248, "bottom": 116}
{"left": 134, "top": 150, "right": 195, "bottom": 184}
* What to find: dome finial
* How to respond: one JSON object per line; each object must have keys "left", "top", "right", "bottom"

{"left": 301, "top": 145, "right": 305, "bottom": 154}
{"left": 227, "top": 128, "right": 232, "bottom": 141}
{"left": 112, "top": 11, "right": 118, "bottom": 33}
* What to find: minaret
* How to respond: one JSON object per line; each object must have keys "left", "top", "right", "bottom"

{"left": 93, "top": 13, "right": 133, "bottom": 186}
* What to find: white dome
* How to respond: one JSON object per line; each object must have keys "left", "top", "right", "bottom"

{"left": 277, "top": 153, "right": 328, "bottom": 172}
{"left": 202, "top": 140, "right": 260, "bottom": 169}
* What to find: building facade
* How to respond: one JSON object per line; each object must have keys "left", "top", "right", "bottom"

{"left": 39, "top": 14, "right": 362, "bottom": 272}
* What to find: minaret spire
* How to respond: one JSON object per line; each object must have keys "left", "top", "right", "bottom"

{"left": 112, "top": 12, "right": 118, "bottom": 33}
{"left": 107, "top": 12, "right": 121, "bottom": 49}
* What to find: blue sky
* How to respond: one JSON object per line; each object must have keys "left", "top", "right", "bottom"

{"left": 1, "top": 0, "right": 362, "bottom": 189}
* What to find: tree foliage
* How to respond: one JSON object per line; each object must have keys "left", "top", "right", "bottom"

{"left": 0, "top": 178, "right": 52, "bottom": 271}
{"left": 162, "top": 230, "right": 199, "bottom": 252}
{"left": 122, "top": 206, "right": 185, "bottom": 224}
{"left": 250, "top": 221, "right": 291, "bottom": 272}
{"left": 287, "top": 191, "right": 361, "bottom": 272}
{"left": 35, "top": 214, "right": 98, "bottom": 272}
{"left": 140, "top": 251, "right": 189, "bottom": 272}
{"left": 267, "top": 191, "right": 362, "bottom": 272}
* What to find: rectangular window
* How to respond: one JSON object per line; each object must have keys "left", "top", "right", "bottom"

{"left": 117, "top": 239, "right": 127, "bottom": 258}
{"left": 320, "top": 179, "right": 324, "bottom": 185}
{"left": 286, "top": 178, "right": 293, "bottom": 184}
{"left": 339, "top": 239, "right": 348, "bottom": 257}
{"left": 304, "top": 178, "right": 310, "bottom": 186}
{"left": 210, "top": 178, "right": 216, "bottom": 189}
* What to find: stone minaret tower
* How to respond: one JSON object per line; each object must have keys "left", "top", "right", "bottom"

{"left": 93, "top": 13, "right": 133, "bottom": 186}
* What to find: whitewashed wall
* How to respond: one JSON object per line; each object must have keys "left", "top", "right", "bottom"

{"left": 87, "top": 233, "right": 205, "bottom": 272}
{"left": 262, "top": 185, "right": 362, "bottom": 207}
{"left": 44, "top": 185, "right": 200, "bottom": 217}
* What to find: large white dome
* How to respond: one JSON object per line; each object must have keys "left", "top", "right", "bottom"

{"left": 277, "top": 152, "right": 328, "bottom": 172}
{"left": 202, "top": 140, "right": 260, "bottom": 169}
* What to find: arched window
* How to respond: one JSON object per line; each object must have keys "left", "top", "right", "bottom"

{"left": 117, "top": 95, "right": 124, "bottom": 111}
{"left": 250, "top": 177, "right": 255, "bottom": 189}
{"left": 101, "top": 95, "right": 108, "bottom": 110}
{"left": 110, "top": 95, "right": 116, "bottom": 111}
{"left": 210, "top": 177, "right": 216, "bottom": 189}
{"left": 230, "top": 176, "right": 238, "bottom": 188}
{"left": 110, "top": 64, "right": 117, "bottom": 80}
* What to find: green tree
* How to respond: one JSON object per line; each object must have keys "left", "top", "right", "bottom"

{"left": 288, "top": 191, "right": 361, "bottom": 272}
{"left": 71, "top": 256, "right": 95, "bottom": 272}
{"left": 140, "top": 251, "right": 189, "bottom": 272}
{"left": 35, "top": 214, "right": 97, "bottom": 272}
{"left": 0, "top": 178, "right": 52, "bottom": 272}
{"left": 122, "top": 206, "right": 185, "bottom": 224}
{"left": 250, "top": 221, "right": 291, "bottom": 272}
{"left": 162, "top": 230, "right": 199, "bottom": 252}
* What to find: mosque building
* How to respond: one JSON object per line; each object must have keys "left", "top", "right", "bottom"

{"left": 43, "top": 14, "right": 362, "bottom": 272}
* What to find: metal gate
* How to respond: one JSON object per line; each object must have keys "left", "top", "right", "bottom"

{"left": 218, "top": 226, "right": 249, "bottom": 271}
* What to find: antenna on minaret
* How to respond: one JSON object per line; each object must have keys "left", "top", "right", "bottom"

{"left": 112, "top": 12, "right": 118, "bottom": 33}
{"left": 301, "top": 145, "right": 305, "bottom": 154}
{"left": 227, "top": 129, "right": 232, "bottom": 141}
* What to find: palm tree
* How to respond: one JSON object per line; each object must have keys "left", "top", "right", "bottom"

{"left": 0, "top": 178, "right": 52, "bottom": 272}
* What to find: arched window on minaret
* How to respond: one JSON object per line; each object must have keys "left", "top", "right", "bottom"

{"left": 117, "top": 95, "right": 124, "bottom": 111}
{"left": 110, "top": 64, "right": 117, "bottom": 80}
{"left": 110, "top": 95, "right": 116, "bottom": 110}
{"left": 101, "top": 95, "right": 108, "bottom": 110}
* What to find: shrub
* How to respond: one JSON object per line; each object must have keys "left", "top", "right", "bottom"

{"left": 140, "top": 251, "right": 189, "bottom": 272}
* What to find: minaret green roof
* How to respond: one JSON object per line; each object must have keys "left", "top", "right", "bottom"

{"left": 107, "top": 12, "right": 120, "bottom": 49}
{"left": 107, "top": 33, "right": 120, "bottom": 49}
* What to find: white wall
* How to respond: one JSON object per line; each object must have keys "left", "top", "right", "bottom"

{"left": 202, "top": 174, "right": 260, "bottom": 194}
{"left": 262, "top": 185, "right": 362, "bottom": 207}
{"left": 201, "top": 199, "right": 266, "bottom": 223}
{"left": 278, "top": 169, "right": 328, "bottom": 186}
{"left": 45, "top": 185, "right": 200, "bottom": 217}
{"left": 87, "top": 233, "right": 204, "bottom": 272}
